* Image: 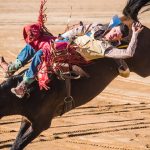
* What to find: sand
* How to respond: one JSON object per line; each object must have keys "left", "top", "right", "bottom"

{"left": 0, "top": 0, "right": 150, "bottom": 149}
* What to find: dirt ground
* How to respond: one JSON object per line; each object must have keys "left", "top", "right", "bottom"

{"left": 0, "top": 0, "right": 150, "bottom": 150}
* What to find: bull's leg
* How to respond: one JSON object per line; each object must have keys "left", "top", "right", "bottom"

{"left": 10, "top": 120, "right": 52, "bottom": 150}
{"left": 15, "top": 118, "right": 31, "bottom": 139}
{"left": 10, "top": 118, "right": 31, "bottom": 150}
{"left": 10, "top": 125, "right": 41, "bottom": 150}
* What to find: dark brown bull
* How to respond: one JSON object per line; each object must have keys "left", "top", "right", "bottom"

{"left": 0, "top": 0, "right": 150, "bottom": 149}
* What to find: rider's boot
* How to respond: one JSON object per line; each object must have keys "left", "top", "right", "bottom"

{"left": 0, "top": 57, "right": 22, "bottom": 78}
{"left": 11, "top": 81, "right": 28, "bottom": 98}
{"left": 11, "top": 75, "right": 35, "bottom": 98}
{"left": 0, "top": 56, "right": 9, "bottom": 76}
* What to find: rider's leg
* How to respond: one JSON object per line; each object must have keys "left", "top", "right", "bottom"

{"left": 11, "top": 50, "right": 43, "bottom": 98}
{"left": 0, "top": 44, "right": 36, "bottom": 77}
{"left": 17, "top": 44, "right": 36, "bottom": 65}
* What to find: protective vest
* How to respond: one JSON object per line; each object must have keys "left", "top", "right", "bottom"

{"left": 74, "top": 34, "right": 112, "bottom": 61}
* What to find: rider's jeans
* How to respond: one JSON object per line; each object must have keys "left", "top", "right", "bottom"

{"left": 17, "top": 44, "right": 43, "bottom": 79}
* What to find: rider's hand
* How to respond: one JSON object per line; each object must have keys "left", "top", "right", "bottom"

{"left": 132, "top": 22, "right": 143, "bottom": 35}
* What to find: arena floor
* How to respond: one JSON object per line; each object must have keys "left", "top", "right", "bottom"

{"left": 0, "top": 0, "right": 150, "bottom": 149}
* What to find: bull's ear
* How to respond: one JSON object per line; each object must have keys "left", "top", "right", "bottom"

{"left": 108, "top": 15, "right": 122, "bottom": 28}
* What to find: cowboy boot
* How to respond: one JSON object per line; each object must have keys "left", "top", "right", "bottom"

{"left": 11, "top": 81, "right": 28, "bottom": 98}
{"left": 0, "top": 57, "right": 22, "bottom": 78}
{"left": 0, "top": 56, "right": 11, "bottom": 77}
{"left": 11, "top": 75, "right": 35, "bottom": 98}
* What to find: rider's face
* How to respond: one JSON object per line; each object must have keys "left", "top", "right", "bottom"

{"left": 105, "top": 26, "right": 123, "bottom": 41}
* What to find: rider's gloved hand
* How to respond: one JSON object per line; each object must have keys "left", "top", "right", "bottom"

{"left": 132, "top": 22, "right": 144, "bottom": 36}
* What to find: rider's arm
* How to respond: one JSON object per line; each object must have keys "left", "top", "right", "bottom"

{"left": 104, "top": 33, "right": 138, "bottom": 59}
{"left": 104, "top": 22, "right": 143, "bottom": 59}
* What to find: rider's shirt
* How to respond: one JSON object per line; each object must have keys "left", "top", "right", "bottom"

{"left": 74, "top": 34, "right": 112, "bottom": 60}
{"left": 61, "top": 23, "right": 138, "bottom": 60}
